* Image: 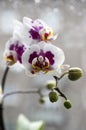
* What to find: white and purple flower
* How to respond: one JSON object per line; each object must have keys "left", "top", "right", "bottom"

{"left": 4, "top": 38, "right": 26, "bottom": 65}
{"left": 22, "top": 42, "right": 65, "bottom": 75}
{"left": 24, "top": 17, "right": 57, "bottom": 41}
{"left": 13, "top": 17, "right": 57, "bottom": 46}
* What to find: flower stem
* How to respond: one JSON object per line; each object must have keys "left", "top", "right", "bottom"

{"left": 3, "top": 90, "right": 39, "bottom": 100}
{"left": 0, "top": 104, "right": 5, "bottom": 130}
{"left": 53, "top": 73, "right": 68, "bottom": 100}
{"left": 0, "top": 66, "right": 9, "bottom": 130}
{"left": 54, "top": 71, "right": 68, "bottom": 81}
{"left": 1, "top": 66, "right": 9, "bottom": 92}
{"left": 54, "top": 87, "right": 67, "bottom": 100}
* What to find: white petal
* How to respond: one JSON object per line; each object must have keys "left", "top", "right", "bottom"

{"left": 17, "top": 114, "right": 44, "bottom": 130}
{"left": 13, "top": 20, "right": 23, "bottom": 30}
{"left": 60, "top": 64, "right": 70, "bottom": 73}
{"left": 37, "top": 41, "right": 47, "bottom": 49}
{"left": 23, "top": 17, "right": 35, "bottom": 30}
{"left": 4, "top": 50, "right": 17, "bottom": 59}
{"left": 52, "top": 34, "right": 58, "bottom": 40}
{"left": 44, "top": 44, "right": 65, "bottom": 69}
{"left": 5, "top": 38, "right": 13, "bottom": 50}
{"left": 30, "top": 121, "right": 44, "bottom": 130}
{"left": 21, "top": 26, "right": 31, "bottom": 43}
{"left": 25, "top": 69, "right": 36, "bottom": 77}
{"left": 18, "top": 24, "right": 36, "bottom": 46}
{"left": 5, "top": 37, "right": 25, "bottom": 51}
{"left": 29, "top": 44, "right": 40, "bottom": 54}
{"left": 49, "top": 34, "right": 58, "bottom": 40}
{"left": 34, "top": 19, "right": 47, "bottom": 27}
{"left": 23, "top": 17, "right": 33, "bottom": 25}
{"left": 6, "top": 38, "right": 17, "bottom": 50}
{"left": 22, "top": 50, "right": 32, "bottom": 70}
{"left": 61, "top": 64, "right": 70, "bottom": 70}
{"left": 13, "top": 19, "right": 31, "bottom": 46}
{"left": 13, "top": 20, "right": 23, "bottom": 39}
{"left": 23, "top": 17, "right": 33, "bottom": 22}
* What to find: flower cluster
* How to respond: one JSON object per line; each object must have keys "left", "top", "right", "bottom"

{"left": 4, "top": 17, "right": 65, "bottom": 76}
{"left": 3, "top": 17, "right": 83, "bottom": 110}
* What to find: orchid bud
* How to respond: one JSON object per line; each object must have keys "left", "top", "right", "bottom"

{"left": 46, "top": 81, "right": 56, "bottom": 90}
{"left": 49, "top": 91, "right": 58, "bottom": 103}
{"left": 39, "top": 97, "right": 45, "bottom": 104}
{"left": 68, "top": 67, "right": 83, "bottom": 81}
{"left": 64, "top": 100, "right": 72, "bottom": 109}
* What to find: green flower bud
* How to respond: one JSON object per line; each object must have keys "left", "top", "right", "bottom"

{"left": 64, "top": 100, "right": 72, "bottom": 109}
{"left": 49, "top": 91, "right": 58, "bottom": 103}
{"left": 68, "top": 67, "right": 83, "bottom": 81}
{"left": 46, "top": 81, "right": 56, "bottom": 90}
{"left": 39, "top": 97, "right": 45, "bottom": 104}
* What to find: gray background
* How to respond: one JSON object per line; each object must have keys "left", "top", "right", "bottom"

{"left": 0, "top": 0, "right": 86, "bottom": 130}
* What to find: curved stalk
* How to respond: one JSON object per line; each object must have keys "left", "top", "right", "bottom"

{"left": 1, "top": 67, "right": 9, "bottom": 92}
{"left": 3, "top": 90, "right": 39, "bottom": 100}
{"left": 0, "top": 66, "right": 9, "bottom": 130}
{"left": 53, "top": 73, "right": 68, "bottom": 100}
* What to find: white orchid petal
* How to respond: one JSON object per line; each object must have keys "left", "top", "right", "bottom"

{"left": 13, "top": 20, "right": 23, "bottom": 38}
{"left": 34, "top": 19, "right": 47, "bottom": 27}
{"left": 50, "top": 34, "right": 58, "bottom": 40}
{"left": 5, "top": 38, "right": 13, "bottom": 50}
{"left": 17, "top": 114, "right": 44, "bottom": 130}
{"left": 23, "top": 17, "right": 33, "bottom": 25}
{"left": 37, "top": 41, "right": 46, "bottom": 49}
{"left": 44, "top": 43, "right": 65, "bottom": 69}
{"left": 22, "top": 50, "right": 32, "bottom": 70}
{"left": 23, "top": 17, "right": 35, "bottom": 29}
{"left": 60, "top": 64, "right": 70, "bottom": 72}
{"left": 25, "top": 69, "right": 36, "bottom": 77}
{"left": 5, "top": 37, "right": 26, "bottom": 51}
{"left": 29, "top": 44, "right": 40, "bottom": 54}
{"left": 14, "top": 20, "right": 23, "bottom": 29}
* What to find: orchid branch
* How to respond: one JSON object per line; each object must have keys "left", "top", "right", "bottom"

{"left": 1, "top": 66, "right": 9, "bottom": 92}
{"left": 53, "top": 73, "right": 68, "bottom": 100}
{"left": 53, "top": 71, "right": 68, "bottom": 81}
{"left": 0, "top": 66, "right": 9, "bottom": 130}
{"left": 3, "top": 90, "right": 39, "bottom": 100}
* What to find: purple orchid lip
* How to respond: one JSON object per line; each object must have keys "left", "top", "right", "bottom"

{"left": 29, "top": 29, "right": 41, "bottom": 40}
{"left": 9, "top": 41, "right": 26, "bottom": 63}
{"left": 29, "top": 50, "right": 54, "bottom": 66}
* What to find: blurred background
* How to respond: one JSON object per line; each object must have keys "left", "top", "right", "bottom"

{"left": 0, "top": 0, "right": 86, "bottom": 130}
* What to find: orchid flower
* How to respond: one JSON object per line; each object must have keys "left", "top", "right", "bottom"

{"left": 22, "top": 41, "right": 65, "bottom": 76}
{"left": 13, "top": 17, "right": 57, "bottom": 46}
{"left": 23, "top": 17, "right": 57, "bottom": 42}
{"left": 4, "top": 37, "right": 26, "bottom": 66}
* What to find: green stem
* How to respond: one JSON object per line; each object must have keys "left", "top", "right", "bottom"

{"left": 54, "top": 87, "right": 67, "bottom": 100}
{"left": 1, "top": 66, "right": 9, "bottom": 92}
{"left": 0, "top": 66, "right": 9, "bottom": 130}
{"left": 53, "top": 72, "right": 68, "bottom": 100}
{"left": 54, "top": 71, "right": 68, "bottom": 81}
